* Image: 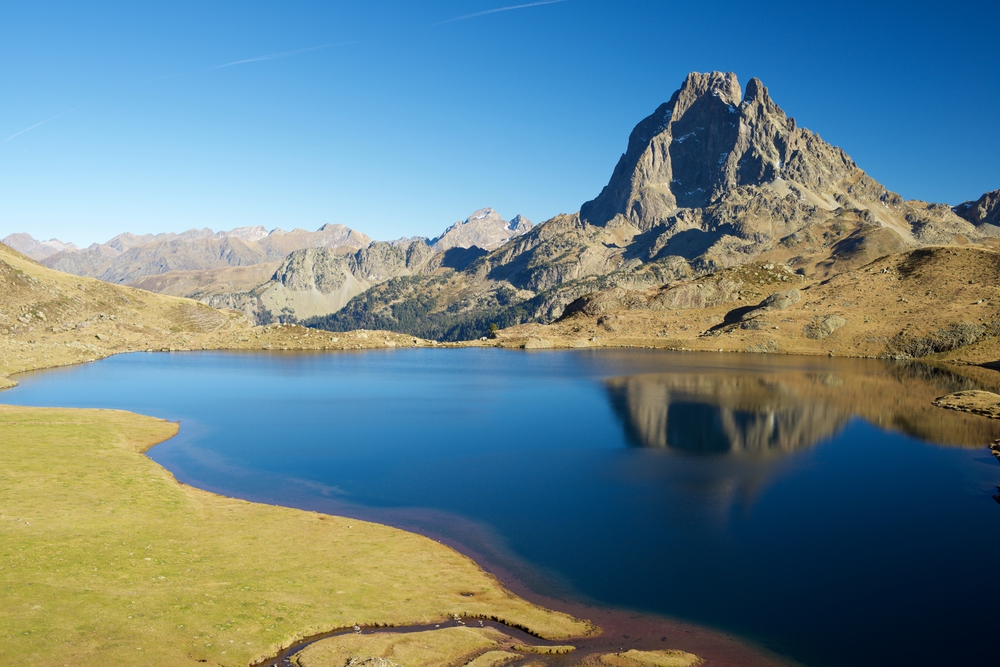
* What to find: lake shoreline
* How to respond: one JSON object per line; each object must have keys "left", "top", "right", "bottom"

{"left": 144, "top": 436, "right": 803, "bottom": 667}
{"left": 6, "top": 346, "right": 1000, "bottom": 666}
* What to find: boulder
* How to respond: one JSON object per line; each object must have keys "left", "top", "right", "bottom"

{"left": 803, "top": 315, "right": 846, "bottom": 339}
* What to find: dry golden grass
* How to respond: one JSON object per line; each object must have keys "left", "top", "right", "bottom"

{"left": 0, "top": 405, "right": 592, "bottom": 667}
{"left": 579, "top": 649, "right": 703, "bottom": 667}
{"left": 291, "top": 625, "right": 705, "bottom": 667}
{"left": 494, "top": 246, "right": 1000, "bottom": 366}
{"left": 292, "top": 626, "right": 511, "bottom": 667}
{"left": 0, "top": 242, "right": 440, "bottom": 389}
{"left": 933, "top": 390, "right": 1000, "bottom": 419}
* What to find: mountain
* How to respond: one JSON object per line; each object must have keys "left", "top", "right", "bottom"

{"left": 205, "top": 209, "right": 533, "bottom": 325}
{"left": 954, "top": 190, "right": 1000, "bottom": 227}
{"left": 430, "top": 208, "right": 533, "bottom": 251}
{"left": 208, "top": 240, "right": 437, "bottom": 324}
{"left": 1, "top": 233, "right": 78, "bottom": 261}
{"left": 37, "top": 223, "right": 371, "bottom": 288}
{"left": 309, "top": 72, "right": 998, "bottom": 341}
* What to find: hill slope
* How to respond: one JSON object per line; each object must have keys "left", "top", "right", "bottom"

{"left": 491, "top": 245, "right": 1000, "bottom": 366}
{"left": 0, "top": 242, "right": 431, "bottom": 389}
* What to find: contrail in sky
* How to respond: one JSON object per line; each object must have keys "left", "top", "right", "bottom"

{"left": 144, "top": 41, "right": 359, "bottom": 83}
{"left": 12, "top": 4, "right": 563, "bottom": 143}
{"left": 432, "top": 0, "right": 569, "bottom": 26}
{"left": 5, "top": 107, "right": 81, "bottom": 142}
{"left": 208, "top": 41, "right": 359, "bottom": 71}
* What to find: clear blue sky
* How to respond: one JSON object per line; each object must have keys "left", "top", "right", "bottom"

{"left": 2, "top": 0, "right": 998, "bottom": 246}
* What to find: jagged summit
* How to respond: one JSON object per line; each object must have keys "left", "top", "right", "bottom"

{"left": 1, "top": 233, "right": 78, "bottom": 261}
{"left": 581, "top": 71, "right": 883, "bottom": 231}
{"left": 954, "top": 190, "right": 1000, "bottom": 227}
{"left": 430, "top": 208, "right": 532, "bottom": 251}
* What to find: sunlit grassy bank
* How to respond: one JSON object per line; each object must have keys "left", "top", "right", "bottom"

{"left": 0, "top": 405, "right": 592, "bottom": 666}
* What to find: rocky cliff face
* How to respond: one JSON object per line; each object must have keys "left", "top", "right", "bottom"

{"left": 208, "top": 240, "right": 439, "bottom": 324}
{"left": 954, "top": 190, "right": 1000, "bottom": 227}
{"left": 578, "top": 71, "right": 986, "bottom": 262}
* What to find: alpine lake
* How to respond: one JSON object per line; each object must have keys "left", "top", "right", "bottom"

{"left": 6, "top": 348, "right": 1000, "bottom": 667}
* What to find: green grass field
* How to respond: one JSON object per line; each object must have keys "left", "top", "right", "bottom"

{"left": 0, "top": 405, "right": 592, "bottom": 666}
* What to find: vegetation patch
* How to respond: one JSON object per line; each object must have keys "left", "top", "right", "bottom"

{"left": 306, "top": 276, "right": 546, "bottom": 342}
{"left": 292, "top": 626, "right": 507, "bottom": 667}
{"left": 0, "top": 405, "right": 591, "bottom": 667}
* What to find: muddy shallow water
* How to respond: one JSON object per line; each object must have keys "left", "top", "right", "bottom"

{"left": 6, "top": 349, "right": 1000, "bottom": 666}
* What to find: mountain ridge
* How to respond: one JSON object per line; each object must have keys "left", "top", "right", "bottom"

{"left": 6, "top": 72, "right": 998, "bottom": 343}
{"left": 307, "top": 71, "right": 998, "bottom": 340}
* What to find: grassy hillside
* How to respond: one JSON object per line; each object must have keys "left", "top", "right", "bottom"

{"left": 0, "top": 242, "right": 433, "bottom": 389}
{"left": 493, "top": 246, "right": 1000, "bottom": 366}
{"left": 0, "top": 405, "right": 592, "bottom": 667}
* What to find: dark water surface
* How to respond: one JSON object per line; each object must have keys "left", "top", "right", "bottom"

{"left": 6, "top": 349, "right": 1000, "bottom": 667}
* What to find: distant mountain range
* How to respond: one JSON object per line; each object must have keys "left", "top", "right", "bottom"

{"left": 2, "top": 209, "right": 533, "bottom": 323}
{"left": 2, "top": 234, "right": 79, "bottom": 261}
{"left": 4, "top": 71, "right": 998, "bottom": 341}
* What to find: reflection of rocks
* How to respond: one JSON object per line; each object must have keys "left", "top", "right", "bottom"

{"left": 606, "top": 374, "right": 847, "bottom": 455}
{"left": 599, "top": 357, "right": 1000, "bottom": 518}
{"left": 603, "top": 358, "right": 1000, "bottom": 454}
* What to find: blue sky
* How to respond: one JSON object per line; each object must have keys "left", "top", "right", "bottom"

{"left": 2, "top": 0, "right": 998, "bottom": 246}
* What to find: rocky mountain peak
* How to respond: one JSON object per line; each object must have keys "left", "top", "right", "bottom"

{"left": 954, "top": 190, "right": 1000, "bottom": 227}
{"left": 431, "top": 208, "right": 532, "bottom": 251}
{"left": 508, "top": 214, "right": 532, "bottom": 233}
{"left": 580, "top": 71, "right": 873, "bottom": 230}
{"left": 675, "top": 71, "right": 742, "bottom": 115}
{"left": 223, "top": 225, "right": 269, "bottom": 242}
{"left": 468, "top": 208, "right": 500, "bottom": 221}
{"left": 1, "top": 233, "right": 78, "bottom": 261}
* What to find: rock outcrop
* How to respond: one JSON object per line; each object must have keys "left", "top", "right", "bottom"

{"left": 954, "top": 190, "right": 1000, "bottom": 227}
{"left": 579, "top": 71, "right": 986, "bottom": 261}
{"left": 209, "top": 240, "right": 438, "bottom": 324}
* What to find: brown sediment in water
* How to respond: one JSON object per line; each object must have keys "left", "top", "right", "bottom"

{"left": 406, "top": 532, "right": 801, "bottom": 667}
{"left": 246, "top": 498, "right": 802, "bottom": 667}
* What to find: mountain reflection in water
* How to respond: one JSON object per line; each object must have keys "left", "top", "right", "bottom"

{"left": 606, "top": 374, "right": 847, "bottom": 454}
{"left": 604, "top": 360, "right": 1000, "bottom": 454}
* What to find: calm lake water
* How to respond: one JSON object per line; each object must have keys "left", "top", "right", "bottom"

{"left": 5, "top": 349, "right": 1000, "bottom": 667}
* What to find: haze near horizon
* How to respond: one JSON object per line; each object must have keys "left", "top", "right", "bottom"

{"left": 2, "top": 0, "right": 998, "bottom": 246}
